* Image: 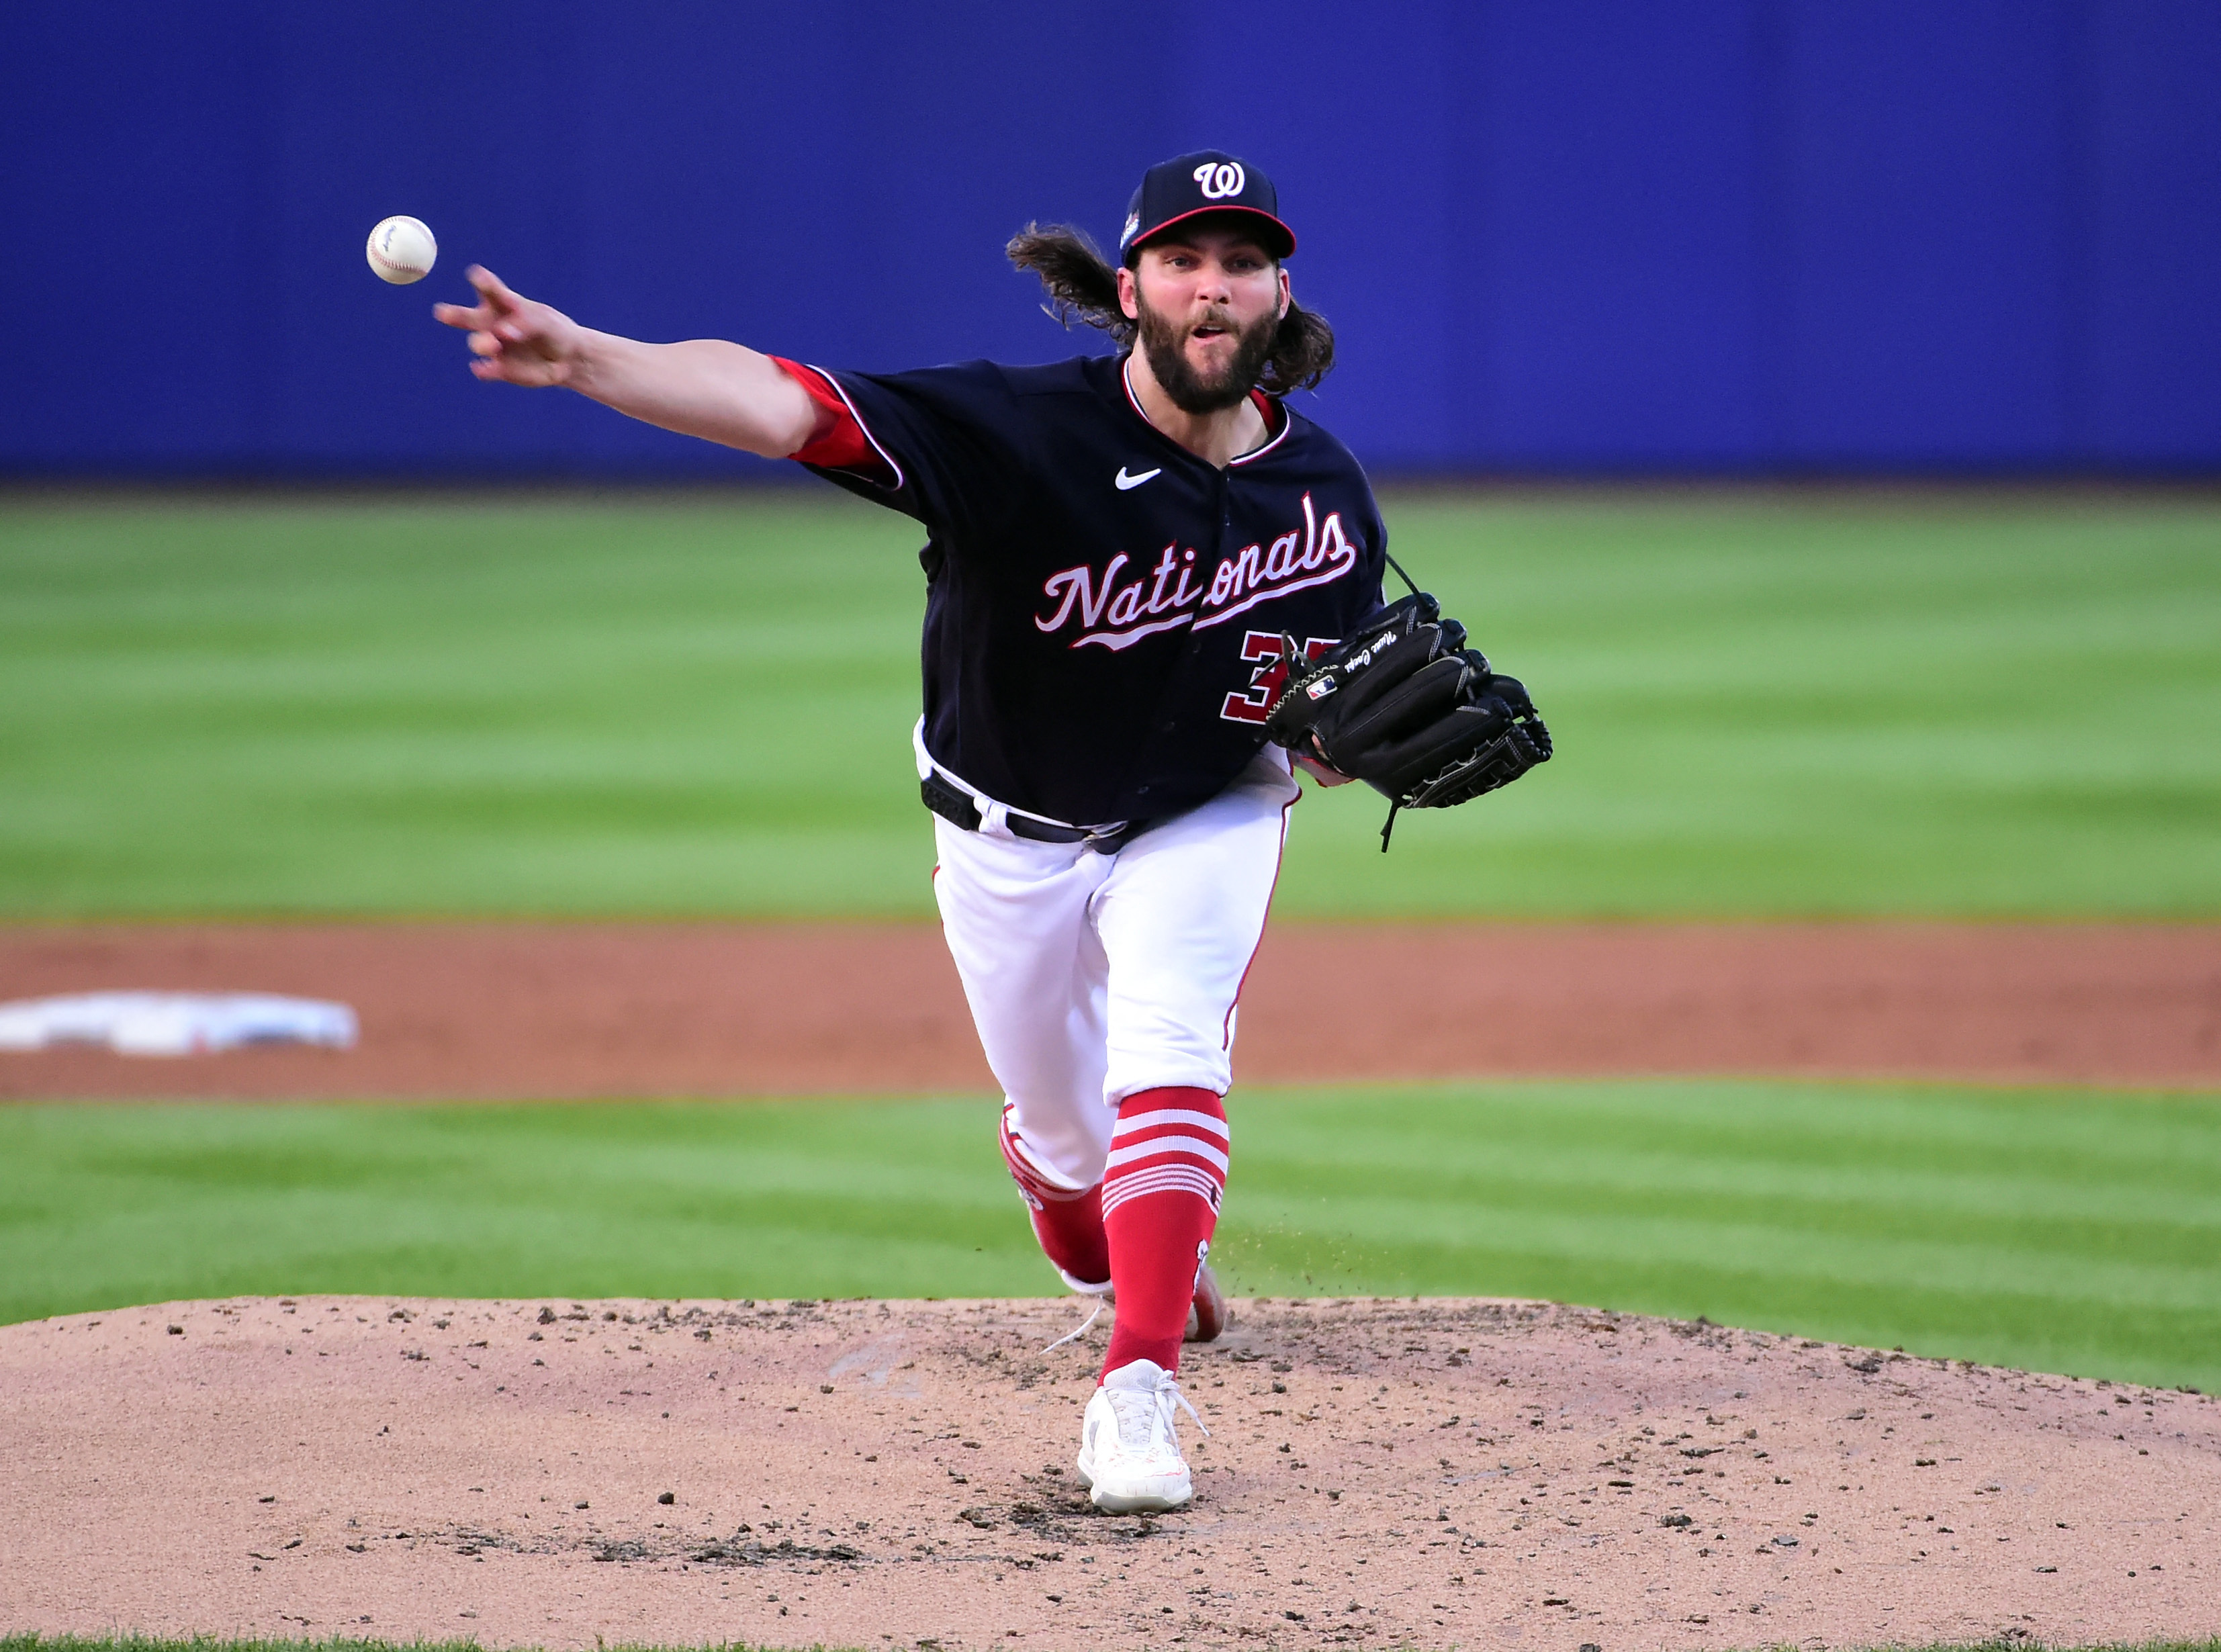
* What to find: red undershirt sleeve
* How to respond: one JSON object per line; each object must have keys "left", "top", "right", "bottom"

{"left": 771, "top": 357, "right": 887, "bottom": 475}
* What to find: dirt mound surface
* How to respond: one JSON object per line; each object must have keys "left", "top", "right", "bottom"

{"left": 3, "top": 921, "right": 2217, "bottom": 1099}
{"left": 5, "top": 1295, "right": 2216, "bottom": 1650}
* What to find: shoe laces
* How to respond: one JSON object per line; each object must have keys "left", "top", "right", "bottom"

{"left": 1108, "top": 1369, "right": 1209, "bottom": 1451}
{"left": 1165, "top": 1374, "right": 1210, "bottom": 1440}
{"left": 1042, "top": 1297, "right": 1106, "bottom": 1354}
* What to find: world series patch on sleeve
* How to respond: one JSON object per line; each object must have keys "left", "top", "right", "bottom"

{"left": 1262, "top": 591, "right": 1553, "bottom": 848}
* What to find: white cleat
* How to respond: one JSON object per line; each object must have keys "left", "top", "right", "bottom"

{"left": 1075, "top": 1357, "right": 1207, "bottom": 1513}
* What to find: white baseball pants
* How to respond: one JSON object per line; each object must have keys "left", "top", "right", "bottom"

{"left": 924, "top": 736, "right": 1298, "bottom": 1195}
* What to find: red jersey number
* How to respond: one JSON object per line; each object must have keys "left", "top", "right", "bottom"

{"left": 1220, "top": 630, "right": 1336, "bottom": 725}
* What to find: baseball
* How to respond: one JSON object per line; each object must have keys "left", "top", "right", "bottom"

{"left": 366, "top": 215, "right": 437, "bottom": 284}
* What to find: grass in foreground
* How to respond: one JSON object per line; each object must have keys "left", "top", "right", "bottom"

{"left": 3, "top": 1079, "right": 2216, "bottom": 1393}
{"left": 3, "top": 490, "right": 2217, "bottom": 918}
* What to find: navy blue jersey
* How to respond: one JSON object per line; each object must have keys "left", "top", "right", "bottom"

{"left": 790, "top": 351, "right": 1387, "bottom": 826}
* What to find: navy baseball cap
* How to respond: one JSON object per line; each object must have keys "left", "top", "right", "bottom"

{"left": 1118, "top": 150, "right": 1296, "bottom": 263}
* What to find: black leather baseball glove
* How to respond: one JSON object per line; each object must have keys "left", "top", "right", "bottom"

{"left": 1263, "top": 592, "right": 1552, "bottom": 848}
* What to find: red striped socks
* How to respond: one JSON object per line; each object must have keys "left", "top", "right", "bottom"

{"left": 999, "top": 1102, "right": 1110, "bottom": 1290}
{"left": 1100, "top": 1086, "right": 1229, "bottom": 1377}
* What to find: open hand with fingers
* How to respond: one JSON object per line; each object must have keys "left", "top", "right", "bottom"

{"left": 423, "top": 265, "right": 816, "bottom": 453}
{"left": 433, "top": 266, "right": 588, "bottom": 387}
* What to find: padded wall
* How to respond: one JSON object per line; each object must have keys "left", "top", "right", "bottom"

{"left": 3, "top": 1, "right": 2216, "bottom": 476}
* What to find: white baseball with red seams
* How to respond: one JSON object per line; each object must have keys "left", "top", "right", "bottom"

{"left": 366, "top": 216, "right": 437, "bottom": 284}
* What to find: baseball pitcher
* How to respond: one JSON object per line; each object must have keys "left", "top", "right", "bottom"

{"left": 435, "top": 150, "right": 1548, "bottom": 1513}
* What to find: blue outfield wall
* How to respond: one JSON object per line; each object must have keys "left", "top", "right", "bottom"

{"left": 3, "top": 1, "right": 2218, "bottom": 479}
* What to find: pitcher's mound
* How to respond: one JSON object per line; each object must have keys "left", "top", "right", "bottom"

{"left": 4, "top": 1296, "right": 2216, "bottom": 1650}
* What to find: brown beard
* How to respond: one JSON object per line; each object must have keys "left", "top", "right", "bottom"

{"left": 1134, "top": 289, "right": 1281, "bottom": 415}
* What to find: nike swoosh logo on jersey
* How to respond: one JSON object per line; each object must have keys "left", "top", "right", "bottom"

{"left": 1114, "top": 466, "right": 1163, "bottom": 490}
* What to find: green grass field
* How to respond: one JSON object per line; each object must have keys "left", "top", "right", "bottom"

{"left": 5, "top": 490, "right": 2216, "bottom": 1432}
{"left": 6, "top": 1080, "right": 2216, "bottom": 1393}
{"left": 3, "top": 488, "right": 2216, "bottom": 918}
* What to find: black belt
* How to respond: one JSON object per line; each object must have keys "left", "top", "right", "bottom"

{"left": 921, "top": 770, "right": 1144, "bottom": 854}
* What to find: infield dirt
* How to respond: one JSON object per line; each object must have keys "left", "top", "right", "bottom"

{"left": 3, "top": 920, "right": 2217, "bottom": 1097}
{"left": 5, "top": 1294, "right": 2218, "bottom": 1651}
{"left": 7, "top": 923, "right": 2218, "bottom": 1649}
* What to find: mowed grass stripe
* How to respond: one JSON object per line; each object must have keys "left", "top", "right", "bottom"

{"left": 3, "top": 1080, "right": 2216, "bottom": 1392}
{"left": 1227, "top": 1083, "right": 2221, "bottom": 1390}
{"left": 3, "top": 491, "right": 2217, "bottom": 917}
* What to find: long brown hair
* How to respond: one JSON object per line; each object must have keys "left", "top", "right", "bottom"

{"left": 1006, "top": 222, "right": 1336, "bottom": 396}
